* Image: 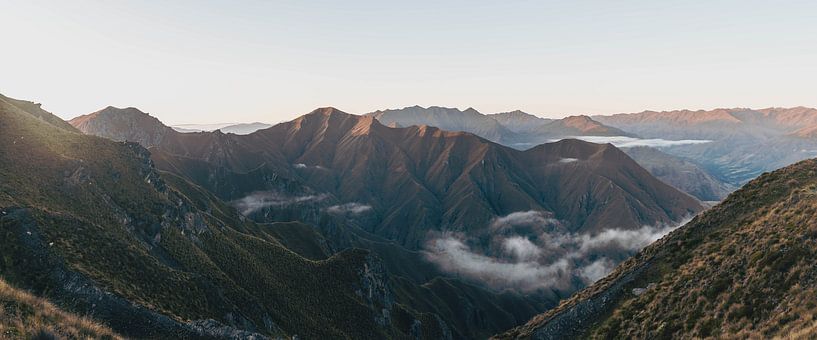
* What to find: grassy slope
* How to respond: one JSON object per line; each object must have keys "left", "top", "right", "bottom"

{"left": 0, "top": 96, "right": 414, "bottom": 338}
{"left": 0, "top": 278, "right": 122, "bottom": 339}
{"left": 499, "top": 158, "right": 817, "bottom": 339}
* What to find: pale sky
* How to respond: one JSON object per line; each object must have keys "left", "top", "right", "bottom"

{"left": 2, "top": 0, "right": 816, "bottom": 124}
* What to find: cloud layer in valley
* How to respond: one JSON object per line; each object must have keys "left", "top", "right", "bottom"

{"left": 425, "top": 210, "right": 691, "bottom": 292}
{"left": 553, "top": 136, "right": 711, "bottom": 148}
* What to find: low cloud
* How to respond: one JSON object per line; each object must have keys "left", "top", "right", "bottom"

{"left": 232, "top": 191, "right": 329, "bottom": 215}
{"left": 490, "top": 210, "right": 559, "bottom": 230}
{"left": 293, "top": 163, "right": 326, "bottom": 170}
{"left": 559, "top": 158, "right": 579, "bottom": 163}
{"left": 502, "top": 236, "right": 542, "bottom": 261}
{"left": 575, "top": 224, "right": 678, "bottom": 254}
{"left": 425, "top": 211, "right": 692, "bottom": 293}
{"left": 426, "top": 236, "right": 572, "bottom": 292}
{"left": 578, "top": 259, "right": 616, "bottom": 283}
{"left": 552, "top": 136, "right": 711, "bottom": 148}
{"left": 325, "top": 202, "right": 373, "bottom": 215}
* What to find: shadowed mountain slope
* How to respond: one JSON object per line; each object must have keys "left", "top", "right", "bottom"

{"left": 72, "top": 106, "right": 702, "bottom": 249}
{"left": 497, "top": 157, "right": 817, "bottom": 339}
{"left": 2, "top": 94, "right": 467, "bottom": 339}
{"left": 365, "top": 105, "right": 729, "bottom": 200}
{"left": 622, "top": 146, "right": 735, "bottom": 202}
{"left": 68, "top": 105, "right": 706, "bottom": 338}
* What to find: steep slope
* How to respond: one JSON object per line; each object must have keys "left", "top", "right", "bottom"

{"left": 498, "top": 157, "right": 817, "bottom": 339}
{"left": 69, "top": 106, "right": 175, "bottom": 148}
{"left": 0, "top": 93, "right": 76, "bottom": 131}
{"left": 365, "top": 106, "right": 727, "bottom": 200}
{"left": 1, "top": 95, "right": 455, "bottom": 339}
{"left": 70, "top": 106, "right": 704, "bottom": 324}
{"left": 790, "top": 124, "right": 817, "bottom": 139}
{"left": 367, "top": 105, "right": 517, "bottom": 143}
{"left": 72, "top": 106, "right": 702, "bottom": 248}
{"left": 0, "top": 278, "right": 122, "bottom": 339}
{"left": 622, "top": 146, "right": 734, "bottom": 201}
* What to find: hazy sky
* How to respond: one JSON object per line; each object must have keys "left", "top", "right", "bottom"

{"left": 2, "top": 0, "right": 817, "bottom": 124}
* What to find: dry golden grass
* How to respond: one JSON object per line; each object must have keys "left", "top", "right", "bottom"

{"left": 0, "top": 278, "right": 122, "bottom": 339}
{"left": 499, "top": 159, "right": 817, "bottom": 339}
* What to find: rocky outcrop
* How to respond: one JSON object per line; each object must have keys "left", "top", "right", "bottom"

{"left": 355, "top": 253, "right": 395, "bottom": 327}
{"left": 0, "top": 208, "right": 266, "bottom": 339}
{"left": 527, "top": 262, "right": 650, "bottom": 339}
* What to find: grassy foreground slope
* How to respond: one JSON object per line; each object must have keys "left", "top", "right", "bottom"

{"left": 0, "top": 95, "right": 449, "bottom": 339}
{"left": 0, "top": 278, "right": 122, "bottom": 339}
{"left": 498, "top": 158, "right": 817, "bottom": 339}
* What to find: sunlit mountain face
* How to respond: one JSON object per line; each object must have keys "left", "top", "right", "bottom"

{"left": 4, "top": 1, "right": 817, "bottom": 338}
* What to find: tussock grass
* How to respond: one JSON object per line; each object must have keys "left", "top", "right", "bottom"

{"left": 0, "top": 278, "right": 121, "bottom": 339}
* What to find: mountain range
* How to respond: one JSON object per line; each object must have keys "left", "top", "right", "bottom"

{"left": 367, "top": 106, "right": 629, "bottom": 148}
{"left": 70, "top": 106, "right": 700, "bottom": 247}
{"left": 51, "top": 99, "right": 702, "bottom": 338}
{"left": 594, "top": 107, "right": 817, "bottom": 185}
{"left": 5, "top": 95, "right": 548, "bottom": 339}
{"left": 7, "top": 91, "right": 817, "bottom": 339}
{"left": 363, "top": 105, "right": 732, "bottom": 201}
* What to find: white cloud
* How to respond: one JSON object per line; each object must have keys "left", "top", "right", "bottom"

{"left": 490, "top": 210, "right": 560, "bottom": 230}
{"left": 502, "top": 236, "right": 542, "bottom": 261}
{"left": 326, "top": 202, "right": 373, "bottom": 215}
{"left": 424, "top": 212, "right": 692, "bottom": 292}
{"left": 293, "top": 163, "right": 326, "bottom": 170}
{"left": 425, "top": 237, "right": 572, "bottom": 292}
{"left": 575, "top": 224, "right": 679, "bottom": 254}
{"left": 552, "top": 136, "right": 711, "bottom": 148}
{"left": 559, "top": 158, "right": 579, "bottom": 163}
{"left": 578, "top": 258, "right": 615, "bottom": 283}
{"left": 232, "top": 191, "right": 329, "bottom": 215}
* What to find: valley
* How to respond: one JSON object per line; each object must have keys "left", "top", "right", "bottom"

{"left": 3, "top": 93, "right": 817, "bottom": 339}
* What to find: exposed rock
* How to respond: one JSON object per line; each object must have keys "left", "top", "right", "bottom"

{"left": 355, "top": 254, "right": 394, "bottom": 327}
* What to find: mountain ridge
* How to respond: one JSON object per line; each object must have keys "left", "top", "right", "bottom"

{"left": 497, "top": 156, "right": 817, "bottom": 339}
{"left": 71, "top": 105, "right": 701, "bottom": 244}
{"left": 1, "top": 94, "right": 464, "bottom": 339}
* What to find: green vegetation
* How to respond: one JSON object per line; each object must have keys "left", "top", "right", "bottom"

{"left": 0, "top": 95, "right": 430, "bottom": 338}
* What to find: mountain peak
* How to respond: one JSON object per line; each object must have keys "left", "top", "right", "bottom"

{"left": 308, "top": 106, "right": 348, "bottom": 117}
{"left": 561, "top": 114, "right": 593, "bottom": 122}
{"left": 536, "top": 115, "right": 628, "bottom": 137}
{"left": 68, "top": 106, "right": 171, "bottom": 147}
